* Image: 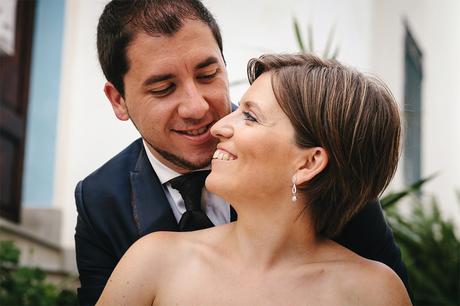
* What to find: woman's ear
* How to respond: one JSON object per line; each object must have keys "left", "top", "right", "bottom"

{"left": 295, "top": 147, "right": 328, "bottom": 185}
{"left": 104, "top": 82, "right": 129, "bottom": 121}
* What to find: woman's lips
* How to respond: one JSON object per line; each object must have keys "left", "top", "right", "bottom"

{"left": 212, "top": 148, "right": 237, "bottom": 161}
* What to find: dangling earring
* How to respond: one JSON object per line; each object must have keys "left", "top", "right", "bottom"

{"left": 291, "top": 174, "right": 297, "bottom": 203}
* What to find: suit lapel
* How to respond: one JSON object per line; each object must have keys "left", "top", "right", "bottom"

{"left": 230, "top": 205, "right": 238, "bottom": 221}
{"left": 130, "top": 145, "right": 179, "bottom": 236}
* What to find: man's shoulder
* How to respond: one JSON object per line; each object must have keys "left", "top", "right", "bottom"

{"left": 74, "top": 139, "right": 149, "bottom": 267}
{"left": 75, "top": 138, "right": 144, "bottom": 209}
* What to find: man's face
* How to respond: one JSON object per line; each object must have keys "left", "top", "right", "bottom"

{"left": 106, "top": 20, "right": 231, "bottom": 173}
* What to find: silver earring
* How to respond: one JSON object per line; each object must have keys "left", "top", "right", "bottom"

{"left": 291, "top": 175, "right": 297, "bottom": 203}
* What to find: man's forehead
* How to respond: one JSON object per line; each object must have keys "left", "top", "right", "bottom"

{"left": 128, "top": 20, "right": 219, "bottom": 54}
{"left": 127, "top": 30, "right": 221, "bottom": 67}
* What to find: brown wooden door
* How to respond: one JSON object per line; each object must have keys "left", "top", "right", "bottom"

{"left": 0, "top": 0, "right": 36, "bottom": 222}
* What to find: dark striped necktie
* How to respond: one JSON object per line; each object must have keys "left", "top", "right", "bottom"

{"left": 169, "top": 170, "right": 214, "bottom": 231}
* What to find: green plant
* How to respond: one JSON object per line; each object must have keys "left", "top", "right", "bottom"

{"left": 293, "top": 17, "right": 339, "bottom": 59}
{"left": 0, "top": 240, "right": 77, "bottom": 306}
{"left": 382, "top": 180, "right": 460, "bottom": 306}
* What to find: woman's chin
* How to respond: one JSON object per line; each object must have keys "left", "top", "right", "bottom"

{"left": 205, "top": 173, "right": 230, "bottom": 200}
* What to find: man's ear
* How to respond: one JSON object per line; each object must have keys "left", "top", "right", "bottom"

{"left": 295, "top": 147, "right": 328, "bottom": 185}
{"left": 104, "top": 82, "right": 129, "bottom": 121}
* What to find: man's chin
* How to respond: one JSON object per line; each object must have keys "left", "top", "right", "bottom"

{"left": 154, "top": 147, "right": 212, "bottom": 171}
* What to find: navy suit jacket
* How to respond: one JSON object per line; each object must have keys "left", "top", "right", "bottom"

{"left": 75, "top": 138, "right": 409, "bottom": 306}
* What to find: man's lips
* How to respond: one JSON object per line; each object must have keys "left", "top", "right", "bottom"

{"left": 173, "top": 123, "right": 212, "bottom": 136}
{"left": 172, "top": 123, "right": 215, "bottom": 144}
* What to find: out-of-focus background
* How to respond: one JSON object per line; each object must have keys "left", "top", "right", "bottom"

{"left": 1, "top": 0, "right": 459, "bottom": 304}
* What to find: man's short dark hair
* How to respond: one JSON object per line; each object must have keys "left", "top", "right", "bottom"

{"left": 97, "top": 0, "right": 224, "bottom": 96}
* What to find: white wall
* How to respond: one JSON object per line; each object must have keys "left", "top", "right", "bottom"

{"left": 372, "top": 0, "right": 460, "bottom": 224}
{"left": 205, "top": 0, "right": 374, "bottom": 101}
{"left": 55, "top": 0, "right": 459, "bottom": 247}
{"left": 418, "top": 1, "right": 460, "bottom": 224}
{"left": 55, "top": 0, "right": 138, "bottom": 248}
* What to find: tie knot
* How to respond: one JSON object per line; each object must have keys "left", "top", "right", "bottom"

{"left": 169, "top": 170, "right": 211, "bottom": 211}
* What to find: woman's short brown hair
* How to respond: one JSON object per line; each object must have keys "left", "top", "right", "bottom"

{"left": 247, "top": 53, "right": 401, "bottom": 238}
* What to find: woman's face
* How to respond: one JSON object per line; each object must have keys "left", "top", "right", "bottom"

{"left": 206, "top": 72, "right": 302, "bottom": 204}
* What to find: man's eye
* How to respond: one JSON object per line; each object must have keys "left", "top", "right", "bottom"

{"left": 151, "top": 84, "right": 175, "bottom": 96}
{"left": 198, "top": 69, "right": 218, "bottom": 80}
{"left": 243, "top": 111, "right": 258, "bottom": 123}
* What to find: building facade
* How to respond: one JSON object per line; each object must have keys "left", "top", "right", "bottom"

{"left": 1, "top": 0, "right": 459, "bottom": 276}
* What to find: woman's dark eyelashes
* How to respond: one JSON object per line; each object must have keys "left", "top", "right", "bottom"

{"left": 243, "top": 111, "right": 258, "bottom": 122}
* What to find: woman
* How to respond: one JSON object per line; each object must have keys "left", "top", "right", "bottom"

{"left": 97, "top": 53, "right": 411, "bottom": 306}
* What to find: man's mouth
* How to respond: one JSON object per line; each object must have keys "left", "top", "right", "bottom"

{"left": 212, "top": 148, "right": 237, "bottom": 161}
{"left": 174, "top": 123, "right": 211, "bottom": 136}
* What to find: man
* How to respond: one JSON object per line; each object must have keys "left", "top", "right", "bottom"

{"left": 75, "top": 1, "right": 408, "bottom": 305}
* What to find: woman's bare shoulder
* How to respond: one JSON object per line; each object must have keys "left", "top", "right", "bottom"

{"left": 336, "top": 258, "right": 412, "bottom": 306}
{"left": 132, "top": 230, "right": 183, "bottom": 253}
{"left": 97, "top": 227, "right": 228, "bottom": 306}
{"left": 130, "top": 224, "right": 232, "bottom": 264}
{"left": 314, "top": 242, "right": 411, "bottom": 306}
{"left": 96, "top": 232, "right": 182, "bottom": 305}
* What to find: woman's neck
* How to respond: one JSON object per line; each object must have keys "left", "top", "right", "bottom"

{"left": 224, "top": 196, "right": 324, "bottom": 272}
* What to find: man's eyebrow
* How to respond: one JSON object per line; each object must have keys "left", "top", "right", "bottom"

{"left": 142, "top": 73, "right": 174, "bottom": 87}
{"left": 195, "top": 56, "right": 219, "bottom": 69}
{"left": 141, "top": 57, "right": 219, "bottom": 87}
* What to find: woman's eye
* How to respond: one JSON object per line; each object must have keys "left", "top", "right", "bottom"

{"left": 243, "top": 111, "right": 258, "bottom": 123}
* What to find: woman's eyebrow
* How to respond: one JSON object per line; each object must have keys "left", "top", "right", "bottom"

{"left": 240, "top": 100, "right": 260, "bottom": 110}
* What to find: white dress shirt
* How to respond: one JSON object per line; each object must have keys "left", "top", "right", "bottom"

{"left": 143, "top": 141, "right": 231, "bottom": 225}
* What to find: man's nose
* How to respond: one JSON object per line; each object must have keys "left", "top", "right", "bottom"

{"left": 177, "top": 83, "right": 209, "bottom": 119}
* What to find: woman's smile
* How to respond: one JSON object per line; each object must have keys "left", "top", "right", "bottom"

{"left": 212, "top": 148, "right": 237, "bottom": 161}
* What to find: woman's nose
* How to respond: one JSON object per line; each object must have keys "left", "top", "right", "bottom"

{"left": 211, "top": 112, "right": 234, "bottom": 139}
